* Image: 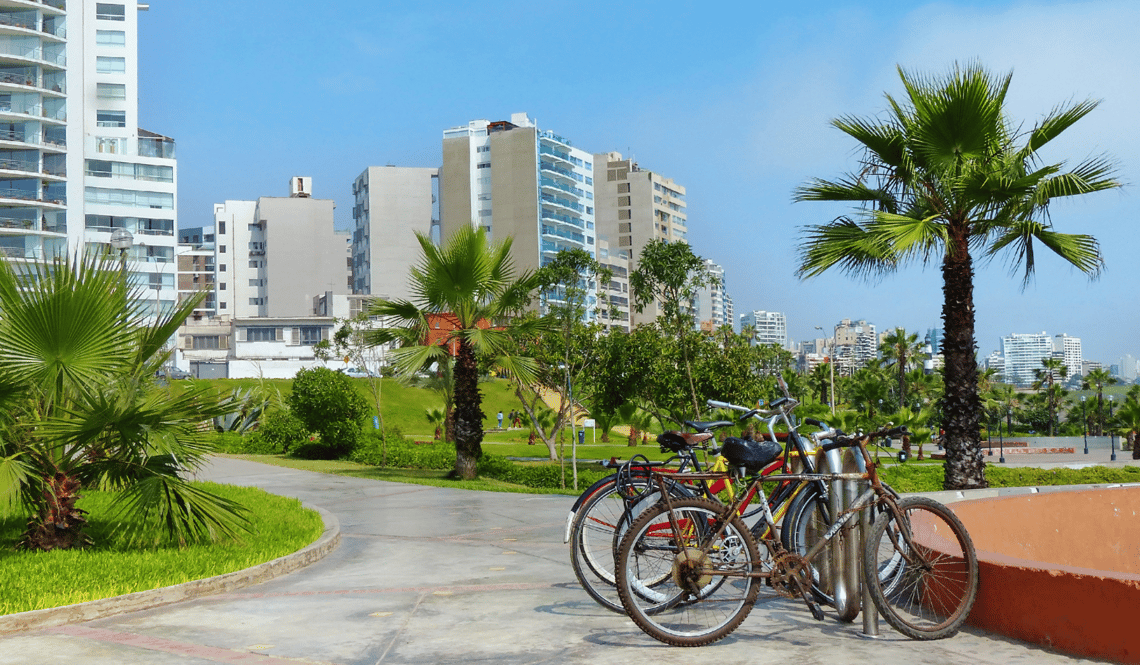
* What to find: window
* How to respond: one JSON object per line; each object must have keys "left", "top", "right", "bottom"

{"left": 618, "top": 183, "right": 630, "bottom": 193}
{"left": 219, "top": 302, "right": 226, "bottom": 310}
{"left": 219, "top": 245, "right": 225, "bottom": 252}
{"left": 96, "top": 3, "right": 125, "bottom": 20}
{"left": 219, "top": 283, "right": 226, "bottom": 290}
{"left": 218, "top": 221, "right": 225, "bottom": 234}
{"left": 476, "top": 162, "right": 491, "bottom": 169}
{"left": 193, "top": 336, "right": 220, "bottom": 350}
{"left": 245, "top": 326, "right": 275, "bottom": 341}
{"left": 297, "top": 326, "right": 323, "bottom": 345}
{"left": 96, "top": 83, "right": 126, "bottom": 99}
{"left": 85, "top": 187, "right": 173, "bottom": 209}
{"left": 96, "top": 57, "right": 126, "bottom": 74}
{"left": 96, "top": 110, "right": 126, "bottom": 127}
{"left": 248, "top": 260, "right": 258, "bottom": 268}
{"left": 96, "top": 30, "right": 126, "bottom": 45}
{"left": 249, "top": 278, "right": 263, "bottom": 286}
{"left": 219, "top": 264, "right": 226, "bottom": 272}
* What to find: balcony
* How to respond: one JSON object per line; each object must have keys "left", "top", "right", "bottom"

{"left": 138, "top": 133, "right": 176, "bottom": 159}
{"left": 0, "top": 156, "right": 37, "bottom": 174}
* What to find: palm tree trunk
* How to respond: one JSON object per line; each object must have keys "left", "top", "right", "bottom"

{"left": 20, "top": 471, "right": 91, "bottom": 551}
{"left": 452, "top": 339, "right": 483, "bottom": 480}
{"left": 940, "top": 225, "right": 988, "bottom": 490}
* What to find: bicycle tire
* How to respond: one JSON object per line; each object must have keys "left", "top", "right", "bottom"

{"left": 778, "top": 482, "right": 835, "bottom": 606}
{"left": 616, "top": 497, "right": 761, "bottom": 647}
{"left": 863, "top": 496, "right": 979, "bottom": 640}
{"left": 569, "top": 473, "right": 655, "bottom": 612}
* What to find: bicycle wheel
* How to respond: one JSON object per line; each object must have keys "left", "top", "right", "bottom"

{"left": 863, "top": 496, "right": 979, "bottom": 640}
{"left": 569, "top": 473, "right": 654, "bottom": 612}
{"left": 616, "top": 497, "right": 761, "bottom": 647}
{"left": 778, "top": 482, "right": 835, "bottom": 606}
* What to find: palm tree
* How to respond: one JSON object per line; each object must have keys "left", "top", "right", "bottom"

{"left": 1082, "top": 367, "right": 1117, "bottom": 436}
{"left": 1033, "top": 357, "right": 1068, "bottom": 436}
{"left": 0, "top": 255, "right": 248, "bottom": 550}
{"left": 1114, "top": 399, "right": 1140, "bottom": 458}
{"left": 880, "top": 327, "right": 923, "bottom": 406}
{"left": 363, "top": 226, "right": 543, "bottom": 480}
{"left": 794, "top": 63, "right": 1119, "bottom": 489}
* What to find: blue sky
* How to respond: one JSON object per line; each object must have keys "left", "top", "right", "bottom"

{"left": 137, "top": 0, "right": 1140, "bottom": 367}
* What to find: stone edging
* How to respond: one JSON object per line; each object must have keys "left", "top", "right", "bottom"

{"left": 0, "top": 504, "right": 340, "bottom": 636}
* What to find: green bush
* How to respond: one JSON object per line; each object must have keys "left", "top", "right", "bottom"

{"left": 476, "top": 454, "right": 610, "bottom": 490}
{"left": 350, "top": 430, "right": 455, "bottom": 469}
{"left": 288, "top": 367, "right": 369, "bottom": 458}
{"left": 259, "top": 409, "right": 309, "bottom": 454}
{"left": 878, "top": 462, "right": 1140, "bottom": 493}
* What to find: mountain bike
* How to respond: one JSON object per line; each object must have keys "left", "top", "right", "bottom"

{"left": 614, "top": 424, "right": 979, "bottom": 646}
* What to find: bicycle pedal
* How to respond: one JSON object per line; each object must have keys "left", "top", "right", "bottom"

{"left": 807, "top": 601, "right": 825, "bottom": 621}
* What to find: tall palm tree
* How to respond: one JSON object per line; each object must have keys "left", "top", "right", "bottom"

{"left": 880, "top": 327, "right": 923, "bottom": 406}
{"left": 1082, "top": 367, "right": 1117, "bottom": 436}
{"left": 363, "top": 226, "right": 543, "bottom": 480}
{"left": 794, "top": 63, "right": 1119, "bottom": 489}
{"left": 1033, "top": 357, "right": 1068, "bottom": 436}
{"left": 0, "top": 255, "right": 248, "bottom": 550}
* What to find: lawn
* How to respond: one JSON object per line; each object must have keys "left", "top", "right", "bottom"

{"left": 0, "top": 483, "right": 324, "bottom": 616}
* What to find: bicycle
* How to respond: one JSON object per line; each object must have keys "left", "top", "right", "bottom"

{"left": 614, "top": 424, "right": 979, "bottom": 646}
{"left": 568, "top": 397, "right": 830, "bottom": 613}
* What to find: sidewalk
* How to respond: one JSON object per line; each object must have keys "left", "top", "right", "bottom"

{"left": 0, "top": 456, "right": 1118, "bottom": 664}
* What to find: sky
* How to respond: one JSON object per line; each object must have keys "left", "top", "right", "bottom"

{"left": 137, "top": 0, "right": 1140, "bottom": 368}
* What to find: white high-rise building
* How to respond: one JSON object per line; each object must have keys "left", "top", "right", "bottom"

{"left": 1002, "top": 332, "right": 1053, "bottom": 387}
{"left": 1054, "top": 334, "right": 1082, "bottom": 380}
{"left": 741, "top": 310, "right": 787, "bottom": 348}
{"left": 351, "top": 166, "right": 438, "bottom": 300}
{"left": 0, "top": 2, "right": 178, "bottom": 318}
{"left": 695, "top": 259, "right": 732, "bottom": 332}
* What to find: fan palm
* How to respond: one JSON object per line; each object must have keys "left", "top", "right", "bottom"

{"left": 0, "top": 255, "right": 249, "bottom": 550}
{"left": 880, "top": 327, "right": 924, "bottom": 406}
{"left": 1082, "top": 367, "right": 1117, "bottom": 436}
{"left": 795, "top": 63, "right": 1119, "bottom": 489}
{"left": 363, "top": 226, "right": 544, "bottom": 479}
{"left": 1033, "top": 357, "right": 1068, "bottom": 436}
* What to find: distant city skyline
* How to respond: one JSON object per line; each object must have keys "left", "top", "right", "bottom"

{"left": 135, "top": 0, "right": 1140, "bottom": 365}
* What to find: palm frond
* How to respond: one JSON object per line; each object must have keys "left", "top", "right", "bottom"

{"left": 795, "top": 216, "right": 898, "bottom": 279}
{"left": 986, "top": 219, "right": 1104, "bottom": 286}
{"left": 109, "top": 471, "right": 252, "bottom": 546}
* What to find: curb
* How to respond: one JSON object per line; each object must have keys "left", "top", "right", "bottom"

{"left": 0, "top": 504, "right": 340, "bottom": 636}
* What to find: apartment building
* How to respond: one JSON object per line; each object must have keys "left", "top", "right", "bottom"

{"left": 593, "top": 151, "right": 688, "bottom": 328}
{"left": 1001, "top": 332, "right": 1053, "bottom": 387}
{"left": 833, "top": 318, "right": 877, "bottom": 373}
{"left": 694, "top": 259, "right": 733, "bottom": 333}
{"left": 350, "top": 165, "right": 438, "bottom": 300}
{"left": 741, "top": 310, "right": 787, "bottom": 348}
{"left": 1054, "top": 333, "right": 1083, "bottom": 381}
{"left": 0, "top": 1, "right": 178, "bottom": 317}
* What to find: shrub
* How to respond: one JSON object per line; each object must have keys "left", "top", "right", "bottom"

{"left": 350, "top": 430, "right": 456, "bottom": 470}
{"left": 259, "top": 409, "right": 309, "bottom": 454}
{"left": 288, "top": 367, "right": 369, "bottom": 458}
{"left": 476, "top": 454, "right": 610, "bottom": 490}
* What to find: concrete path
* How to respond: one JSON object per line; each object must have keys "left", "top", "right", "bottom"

{"left": 0, "top": 456, "right": 1120, "bottom": 665}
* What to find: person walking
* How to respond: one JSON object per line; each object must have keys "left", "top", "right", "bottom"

{"left": 497, "top": 411, "right": 504, "bottom": 429}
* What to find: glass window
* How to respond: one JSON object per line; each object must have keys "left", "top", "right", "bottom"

{"left": 298, "top": 327, "right": 323, "bottom": 345}
{"left": 96, "top": 57, "right": 126, "bottom": 74}
{"left": 95, "top": 3, "right": 125, "bottom": 20}
{"left": 96, "top": 83, "right": 126, "bottom": 99}
{"left": 245, "top": 326, "right": 275, "bottom": 341}
{"left": 96, "top": 110, "right": 126, "bottom": 127}
{"left": 96, "top": 30, "right": 126, "bottom": 45}
{"left": 193, "top": 336, "right": 220, "bottom": 350}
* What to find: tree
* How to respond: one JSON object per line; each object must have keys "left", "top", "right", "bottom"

{"left": 880, "top": 327, "right": 924, "bottom": 407}
{"left": 630, "top": 239, "right": 714, "bottom": 420}
{"left": 314, "top": 313, "right": 388, "bottom": 459}
{"left": 1033, "top": 357, "right": 1068, "bottom": 436}
{"left": 0, "top": 255, "right": 249, "bottom": 550}
{"left": 288, "top": 366, "right": 369, "bottom": 458}
{"left": 795, "top": 63, "right": 1119, "bottom": 489}
{"left": 1082, "top": 367, "right": 1118, "bottom": 436}
{"left": 363, "top": 226, "right": 543, "bottom": 480}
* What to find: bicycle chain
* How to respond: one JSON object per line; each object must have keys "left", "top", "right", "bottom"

{"left": 769, "top": 552, "right": 812, "bottom": 599}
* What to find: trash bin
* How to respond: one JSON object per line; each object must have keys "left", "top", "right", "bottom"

{"left": 578, "top": 429, "right": 585, "bottom": 446}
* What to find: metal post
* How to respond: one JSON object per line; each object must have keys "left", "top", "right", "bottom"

{"left": 999, "top": 421, "right": 1005, "bottom": 464}
{"left": 825, "top": 447, "right": 850, "bottom": 620}
{"left": 860, "top": 488, "right": 879, "bottom": 637}
{"left": 1082, "top": 396, "right": 1089, "bottom": 454}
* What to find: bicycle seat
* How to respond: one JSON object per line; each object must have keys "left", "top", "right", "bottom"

{"left": 721, "top": 436, "right": 782, "bottom": 472}
{"left": 684, "top": 420, "right": 734, "bottom": 432}
{"left": 657, "top": 430, "right": 714, "bottom": 452}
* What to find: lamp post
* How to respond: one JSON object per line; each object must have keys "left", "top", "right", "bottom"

{"left": 987, "top": 414, "right": 993, "bottom": 456}
{"left": 999, "top": 407, "right": 1006, "bottom": 463}
{"left": 1081, "top": 396, "right": 1088, "bottom": 454}
{"left": 109, "top": 228, "right": 133, "bottom": 283}
{"left": 1109, "top": 395, "right": 1117, "bottom": 462}
{"left": 814, "top": 326, "right": 835, "bottom": 415}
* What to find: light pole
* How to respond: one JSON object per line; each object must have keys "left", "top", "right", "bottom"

{"left": 109, "top": 228, "right": 133, "bottom": 282}
{"left": 1081, "top": 395, "right": 1088, "bottom": 454}
{"left": 999, "top": 407, "right": 1006, "bottom": 463}
{"left": 814, "top": 325, "right": 835, "bottom": 415}
{"left": 1109, "top": 395, "right": 1117, "bottom": 462}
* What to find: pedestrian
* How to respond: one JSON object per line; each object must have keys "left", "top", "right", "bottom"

{"left": 497, "top": 411, "right": 503, "bottom": 429}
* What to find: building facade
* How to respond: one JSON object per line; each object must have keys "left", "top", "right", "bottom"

{"left": 1054, "top": 334, "right": 1082, "bottom": 381}
{"left": 1001, "top": 332, "right": 1053, "bottom": 387}
{"left": 741, "top": 310, "right": 787, "bottom": 348}
{"left": 350, "top": 166, "right": 438, "bottom": 300}
{"left": 0, "top": 1, "right": 178, "bottom": 318}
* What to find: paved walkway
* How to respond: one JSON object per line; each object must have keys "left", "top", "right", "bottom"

{"left": 0, "top": 455, "right": 1128, "bottom": 665}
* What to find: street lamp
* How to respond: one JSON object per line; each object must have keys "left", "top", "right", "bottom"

{"left": 814, "top": 325, "right": 835, "bottom": 415}
{"left": 1109, "top": 395, "right": 1117, "bottom": 462}
{"left": 1081, "top": 396, "right": 1088, "bottom": 454}
{"left": 999, "top": 407, "right": 1006, "bottom": 463}
{"left": 109, "top": 227, "right": 133, "bottom": 282}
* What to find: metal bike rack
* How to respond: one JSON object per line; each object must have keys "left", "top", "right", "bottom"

{"left": 821, "top": 444, "right": 879, "bottom": 633}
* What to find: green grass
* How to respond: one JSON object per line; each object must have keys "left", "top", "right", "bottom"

{"left": 0, "top": 483, "right": 324, "bottom": 616}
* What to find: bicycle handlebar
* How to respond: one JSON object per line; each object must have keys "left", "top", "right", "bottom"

{"left": 819, "top": 425, "right": 909, "bottom": 452}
